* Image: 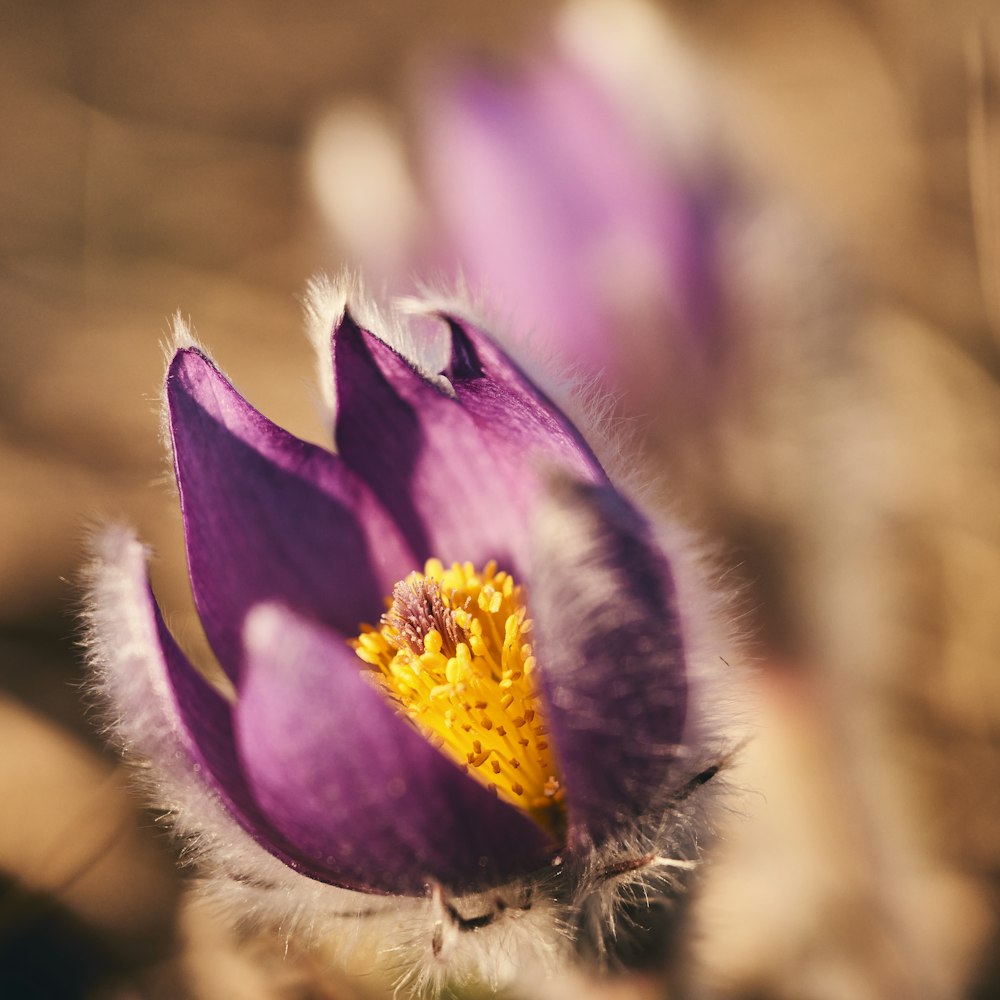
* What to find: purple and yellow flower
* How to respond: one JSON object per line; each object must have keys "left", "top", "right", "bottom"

{"left": 85, "top": 284, "right": 731, "bottom": 989}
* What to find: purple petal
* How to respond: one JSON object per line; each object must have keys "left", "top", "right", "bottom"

{"left": 419, "top": 60, "right": 719, "bottom": 374}
{"left": 236, "top": 602, "right": 555, "bottom": 895}
{"left": 88, "top": 528, "right": 343, "bottom": 884}
{"left": 442, "top": 314, "right": 605, "bottom": 485}
{"left": 418, "top": 64, "right": 612, "bottom": 371}
{"left": 331, "top": 313, "right": 534, "bottom": 573}
{"left": 167, "top": 347, "right": 413, "bottom": 682}
{"left": 150, "top": 599, "right": 320, "bottom": 870}
{"left": 530, "top": 475, "right": 688, "bottom": 850}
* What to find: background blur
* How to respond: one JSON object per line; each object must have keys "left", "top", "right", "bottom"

{"left": 2, "top": 0, "right": 1000, "bottom": 997}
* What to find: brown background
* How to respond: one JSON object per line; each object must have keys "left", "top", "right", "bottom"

{"left": 2, "top": 1, "right": 999, "bottom": 997}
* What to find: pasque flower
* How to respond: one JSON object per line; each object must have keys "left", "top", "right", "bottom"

{"left": 85, "top": 283, "right": 733, "bottom": 991}
{"left": 415, "top": 59, "right": 720, "bottom": 392}
{"left": 309, "top": 0, "right": 727, "bottom": 418}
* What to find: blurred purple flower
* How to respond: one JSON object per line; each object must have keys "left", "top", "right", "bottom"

{"left": 85, "top": 286, "right": 730, "bottom": 986}
{"left": 416, "top": 56, "right": 721, "bottom": 385}
{"left": 310, "top": 3, "right": 726, "bottom": 412}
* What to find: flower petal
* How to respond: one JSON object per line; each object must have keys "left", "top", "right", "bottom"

{"left": 418, "top": 64, "right": 612, "bottom": 372}
{"left": 330, "top": 313, "right": 532, "bottom": 572}
{"left": 441, "top": 313, "right": 605, "bottom": 485}
{"left": 419, "top": 61, "right": 719, "bottom": 375}
{"left": 530, "top": 474, "right": 688, "bottom": 850}
{"left": 167, "top": 347, "right": 412, "bottom": 682}
{"left": 236, "top": 602, "right": 556, "bottom": 896}
{"left": 84, "top": 526, "right": 334, "bottom": 883}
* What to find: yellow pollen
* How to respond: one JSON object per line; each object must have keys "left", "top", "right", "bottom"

{"left": 350, "top": 559, "right": 564, "bottom": 836}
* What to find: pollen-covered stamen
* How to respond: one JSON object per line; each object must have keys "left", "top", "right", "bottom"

{"left": 351, "top": 559, "right": 565, "bottom": 837}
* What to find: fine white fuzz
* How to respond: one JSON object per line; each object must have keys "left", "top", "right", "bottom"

{"left": 167, "top": 311, "right": 203, "bottom": 354}
{"left": 303, "top": 270, "right": 350, "bottom": 414}
{"left": 82, "top": 527, "right": 358, "bottom": 903}
{"left": 158, "top": 312, "right": 223, "bottom": 472}
{"left": 304, "top": 271, "right": 452, "bottom": 430}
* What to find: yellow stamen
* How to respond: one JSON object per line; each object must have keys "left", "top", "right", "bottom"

{"left": 349, "top": 559, "right": 564, "bottom": 836}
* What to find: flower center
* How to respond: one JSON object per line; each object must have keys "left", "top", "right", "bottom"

{"left": 351, "top": 559, "right": 564, "bottom": 836}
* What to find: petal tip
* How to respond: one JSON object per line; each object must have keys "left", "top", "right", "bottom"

{"left": 163, "top": 316, "right": 218, "bottom": 384}
{"left": 167, "top": 344, "right": 215, "bottom": 383}
{"left": 164, "top": 347, "right": 232, "bottom": 427}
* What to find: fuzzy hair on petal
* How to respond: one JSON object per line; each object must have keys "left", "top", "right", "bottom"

{"left": 80, "top": 527, "right": 400, "bottom": 925}
{"left": 527, "top": 471, "right": 750, "bottom": 959}
{"left": 158, "top": 314, "right": 223, "bottom": 474}
{"left": 304, "top": 271, "right": 453, "bottom": 427}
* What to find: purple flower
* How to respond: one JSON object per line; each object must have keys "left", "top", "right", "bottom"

{"left": 415, "top": 56, "right": 721, "bottom": 385}
{"left": 309, "top": 1, "right": 726, "bottom": 415}
{"left": 85, "top": 285, "right": 731, "bottom": 988}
